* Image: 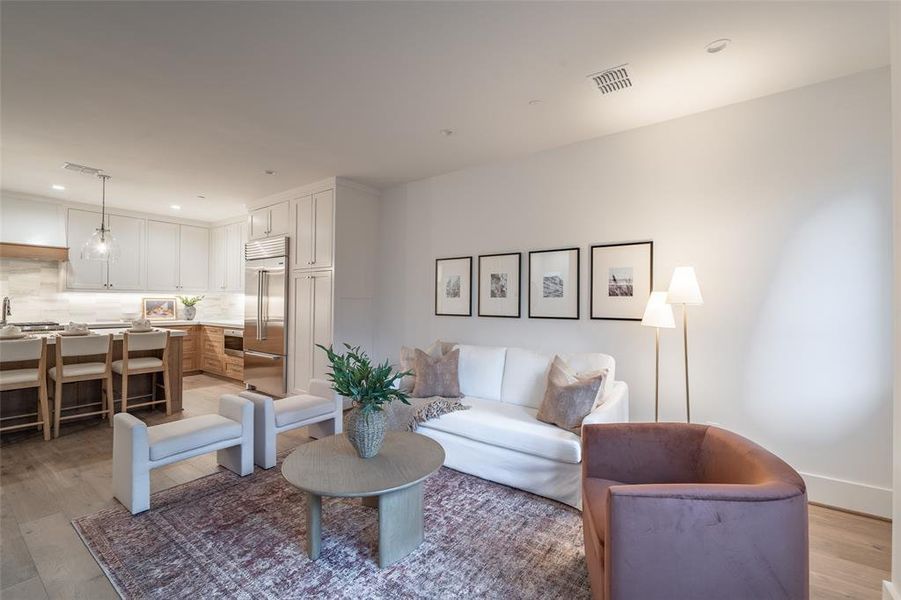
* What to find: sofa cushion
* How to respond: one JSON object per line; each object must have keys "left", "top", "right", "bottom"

{"left": 148, "top": 414, "right": 242, "bottom": 461}
{"left": 456, "top": 345, "right": 506, "bottom": 401}
{"left": 274, "top": 394, "right": 334, "bottom": 427}
{"left": 500, "top": 347, "right": 552, "bottom": 408}
{"left": 583, "top": 477, "right": 621, "bottom": 544}
{"left": 0, "top": 368, "right": 39, "bottom": 386}
{"left": 48, "top": 362, "right": 107, "bottom": 379}
{"left": 419, "top": 396, "right": 581, "bottom": 463}
{"left": 559, "top": 352, "right": 615, "bottom": 394}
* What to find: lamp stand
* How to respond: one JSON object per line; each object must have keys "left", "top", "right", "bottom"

{"left": 682, "top": 304, "right": 691, "bottom": 423}
{"left": 654, "top": 327, "right": 660, "bottom": 422}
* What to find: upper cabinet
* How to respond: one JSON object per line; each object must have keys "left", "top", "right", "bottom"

{"left": 178, "top": 225, "right": 209, "bottom": 291}
{"left": 210, "top": 221, "right": 246, "bottom": 292}
{"left": 66, "top": 209, "right": 146, "bottom": 290}
{"left": 291, "top": 189, "right": 334, "bottom": 270}
{"left": 249, "top": 201, "right": 290, "bottom": 240}
{"left": 145, "top": 221, "right": 209, "bottom": 292}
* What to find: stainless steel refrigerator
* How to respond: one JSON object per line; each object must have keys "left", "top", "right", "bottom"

{"left": 244, "top": 236, "right": 288, "bottom": 396}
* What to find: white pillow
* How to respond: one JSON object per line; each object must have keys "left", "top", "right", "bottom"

{"left": 455, "top": 344, "right": 507, "bottom": 401}
{"left": 500, "top": 347, "right": 553, "bottom": 408}
{"left": 558, "top": 352, "right": 615, "bottom": 394}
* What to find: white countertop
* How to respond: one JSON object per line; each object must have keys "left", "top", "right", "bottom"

{"left": 25, "top": 327, "right": 187, "bottom": 344}
{"left": 87, "top": 320, "right": 244, "bottom": 329}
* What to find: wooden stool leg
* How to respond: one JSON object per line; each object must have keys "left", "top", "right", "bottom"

{"left": 39, "top": 380, "right": 50, "bottom": 441}
{"left": 121, "top": 373, "right": 128, "bottom": 415}
{"left": 107, "top": 374, "right": 115, "bottom": 425}
{"left": 53, "top": 378, "right": 63, "bottom": 438}
{"left": 162, "top": 368, "right": 172, "bottom": 416}
{"left": 151, "top": 372, "right": 157, "bottom": 403}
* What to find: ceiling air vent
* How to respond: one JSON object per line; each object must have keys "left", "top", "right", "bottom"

{"left": 587, "top": 64, "right": 632, "bottom": 95}
{"left": 62, "top": 162, "right": 103, "bottom": 176}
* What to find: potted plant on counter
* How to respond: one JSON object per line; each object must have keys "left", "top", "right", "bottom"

{"left": 317, "top": 343, "right": 412, "bottom": 458}
{"left": 177, "top": 295, "right": 204, "bottom": 321}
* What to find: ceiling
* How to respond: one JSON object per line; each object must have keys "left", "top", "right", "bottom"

{"left": 1, "top": 1, "right": 890, "bottom": 222}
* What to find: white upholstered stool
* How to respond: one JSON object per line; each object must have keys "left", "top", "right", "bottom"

{"left": 112, "top": 394, "right": 254, "bottom": 514}
{"left": 240, "top": 381, "right": 343, "bottom": 469}
{"left": 0, "top": 337, "right": 51, "bottom": 440}
{"left": 49, "top": 333, "right": 113, "bottom": 438}
{"left": 114, "top": 330, "right": 171, "bottom": 416}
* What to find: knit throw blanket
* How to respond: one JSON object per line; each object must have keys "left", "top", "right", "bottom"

{"left": 384, "top": 396, "right": 469, "bottom": 432}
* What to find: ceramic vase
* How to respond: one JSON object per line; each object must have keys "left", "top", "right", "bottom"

{"left": 184, "top": 305, "right": 197, "bottom": 320}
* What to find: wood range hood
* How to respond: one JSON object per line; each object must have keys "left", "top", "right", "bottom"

{"left": 0, "top": 242, "right": 69, "bottom": 261}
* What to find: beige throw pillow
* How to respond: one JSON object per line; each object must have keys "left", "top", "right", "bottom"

{"left": 412, "top": 348, "right": 462, "bottom": 398}
{"left": 398, "top": 340, "right": 456, "bottom": 393}
{"left": 537, "top": 356, "right": 607, "bottom": 432}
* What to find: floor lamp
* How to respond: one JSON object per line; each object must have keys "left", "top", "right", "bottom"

{"left": 641, "top": 291, "right": 675, "bottom": 422}
{"left": 666, "top": 267, "right": 703, "bottom": 423}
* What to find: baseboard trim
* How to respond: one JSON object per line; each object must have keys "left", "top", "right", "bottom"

{"left": 800, "top": 471, "right": 891, "bottom": 519}
{"left": 883, "top": 580, "right": 901, "bottom": 600}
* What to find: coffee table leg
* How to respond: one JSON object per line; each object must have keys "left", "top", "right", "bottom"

{"left": 306, "top": 492, "right": 321, "bottom": 560}
{"left": 378, "top": 483, "right": 423, "bottom": 568}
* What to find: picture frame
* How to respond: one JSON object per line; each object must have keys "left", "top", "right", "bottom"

{"left": 528, "top": 247, "right": 580, "bottom": 319}
{"left": 435, "top": 256, "right": 472, "bottom": 316}
{"left": 142, "top": 297, "right": 177, "bottom": 321}
{"left": 478, "top": 252, "right": 521, "bottom": 318}
{"left": 590, "top": 241, "right": 654, "bottom": 321}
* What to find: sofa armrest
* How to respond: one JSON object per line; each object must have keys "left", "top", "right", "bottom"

{"left": 605, "top": 485, "right": 808, "bottom": 599}
{"left": 310, "top": 378, "right": 352, "bottom": 410}
{"left": 582, "top": 380, "right": 628, "bottom": 427}
{"left": 219, "top": 394, "right": 253, "bottom": 429}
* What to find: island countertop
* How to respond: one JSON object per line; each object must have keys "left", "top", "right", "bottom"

{"left": 26, "top": 327, "right": 187, "bottom": 344}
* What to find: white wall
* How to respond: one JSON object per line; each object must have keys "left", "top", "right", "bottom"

{"left": 374, "top": 68, "right": 893, "bottom": 515}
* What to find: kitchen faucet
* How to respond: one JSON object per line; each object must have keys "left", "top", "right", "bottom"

{"left": 1, "top": 297, "right": 10, "bottom": 326}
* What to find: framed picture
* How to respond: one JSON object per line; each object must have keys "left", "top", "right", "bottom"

{"left": 435, "top": 256, "right": 472, "bottom": 316}
{"left": 528, "top": 248, "right": 580, "bottom": 319}
{"left": 590, "top": 241, "right": 653, "bottom": 320}
{"left": 478, "top": 252, "right": 521, "bottom": 318}
{"left": 142, "top": 297, "right": 177, "bottom": 321}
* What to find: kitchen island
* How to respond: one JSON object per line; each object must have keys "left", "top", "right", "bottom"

{"left": 0, "top": 328, "right": 187, "bottom": 434}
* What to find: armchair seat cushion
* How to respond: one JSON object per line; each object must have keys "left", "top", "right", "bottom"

{"left": 48, "top": 362, "right": 107, "bottom": 379}
{"left": 0, "top": 368, "right": 39, "bottom": 385}
{"left": 148, "top": 414, "right": 242, "bottom": 461}
{"left": 419, "top": 396, "right": 581, "bottom": 463}
{"left": 582, "top": 477, "right": 621, "bottom": 543}
{"left": 274, "top": 394, "right": 334, "bottom": 427}
{"left": 112, "top": 357, "right": 163, "bottom": 373}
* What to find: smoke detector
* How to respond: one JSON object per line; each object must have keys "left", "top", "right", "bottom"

{"left": 62, "top": 162, "right": 104, "bottom": 176}
{"left": 587, "top": 64, "right": 632, "bottom": 95}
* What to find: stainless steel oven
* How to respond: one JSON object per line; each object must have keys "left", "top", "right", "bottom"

{"left": 224, "top": 329, "right": 244, "bottom": 358}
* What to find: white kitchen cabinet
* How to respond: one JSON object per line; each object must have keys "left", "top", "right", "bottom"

{"left": 290, "top": 269, "right": 332, "bottom": 394}
{"left": 106, "top": 214, "right": 146, "bottom": 290}
{"left": 178, "top": 225, "right": 209, "bottom": 291}
{"left": 147, "top": 221, "right": 179, "bottom": 290}
{"left": 66, "top": 209, "right": 107, "bottom": 289}
{"left": 209, "top": 222, "right": 245, "bottom": 292}
{"left": 291, "top": 189, "right": 333, "bottom": 270}
{"left": 249, "top": 201, "right": 289, "bottom": 240}
{"left": 66, "top": 209, "right": 145, "bottom": 290}
{"left": 209, "top": 225, "right": 228, "bottom": 291}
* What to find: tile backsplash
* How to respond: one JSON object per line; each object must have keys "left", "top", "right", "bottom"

{"left": 0, "top": 259, "right": 243, "bottom": 323}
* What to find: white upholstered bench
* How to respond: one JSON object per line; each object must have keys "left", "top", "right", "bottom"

{"left": 240, "top": 379, "right": 343, "bottom": 469}
{"left": 112, "top": 394, "right": 254, "bottom": 514}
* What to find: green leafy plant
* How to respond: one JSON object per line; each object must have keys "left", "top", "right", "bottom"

{"left": 177, "top": 295, "right": 205, "bottom": 307}
{"left": 317, "top": 343, "right": 412, "bottom": 415}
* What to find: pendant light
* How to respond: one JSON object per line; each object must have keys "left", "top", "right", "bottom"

{"left": 81, "top": 173, "right": 121, "bottom": 262}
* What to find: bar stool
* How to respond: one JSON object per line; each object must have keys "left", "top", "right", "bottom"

{"left": 114, "top": 330, "right": 171, "bottom": 416}
{"left": 0, "top": 337, "right": 51, "bottom": 440}
{"left": 49, "top": 334, "right": 114, "bottom": 438}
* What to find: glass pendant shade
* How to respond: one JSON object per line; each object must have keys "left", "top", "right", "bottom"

{"left": 81, "top": 227, "right": 121, "bottom": 262}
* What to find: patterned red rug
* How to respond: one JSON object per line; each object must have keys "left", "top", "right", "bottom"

{"left": 73, "top": 458, "right": 589, "bottom": 599}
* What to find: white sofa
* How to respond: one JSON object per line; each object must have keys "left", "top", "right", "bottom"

{"left": 416, "top": 344, "right": 628, "bottom": 509}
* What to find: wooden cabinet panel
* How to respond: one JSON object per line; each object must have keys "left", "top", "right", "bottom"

{"left": 162, "top": 325, "right": 200, "bottom": 373}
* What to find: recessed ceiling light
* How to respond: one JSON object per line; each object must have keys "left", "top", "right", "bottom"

{"left": 51, "top": 184, "right": 65, "bottom": 191}
{"left": 197, "top": 195, "right": 206, "bottom": 199}
{"left": 440, "top": 129, "right": 454, "bottom": 137}
{"left": 264, "top": 170, "right": 276, "bottom": 175}
{"left": 170, "top": 204, "right": 182, "bottom": 210}
{"left": 705, "top": 38, "right": 731, "bottom": 54}
{"left": 528, "top": 99, "right": 542, "bottom": 106}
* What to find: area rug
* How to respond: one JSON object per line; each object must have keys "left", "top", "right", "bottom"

{"left": 72, "top": 458, "right": 590, "bottom": 599}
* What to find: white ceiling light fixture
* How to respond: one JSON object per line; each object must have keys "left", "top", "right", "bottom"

{"left": 197, "top": 194, "right": 206, "bottom": 199}
{"left": 51, "top": 184, "right": 65, "bottom": 190}
{"left": 705, "top": 38, "right": 731, "bottom": 54}
{"left": 81, "top": 173, "right": 121, "bottom": 263}
{"left": 528, "top": 99, "right": 542, "bottom": 106}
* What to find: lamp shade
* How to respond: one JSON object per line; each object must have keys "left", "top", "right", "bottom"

{"left": 667, "top": 266, "right": 703, "bottom": 305}
{"left": 641, "top": 291, "right": 675, "bottom": 328}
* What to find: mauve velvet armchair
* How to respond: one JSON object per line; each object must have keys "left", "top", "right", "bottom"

{"left": 582, "top": 423, "right": 808, "bottom": 600}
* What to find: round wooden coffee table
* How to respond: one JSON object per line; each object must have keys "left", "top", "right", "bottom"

{"left": 282, "top": 431, "right": 445, "bottom": 568}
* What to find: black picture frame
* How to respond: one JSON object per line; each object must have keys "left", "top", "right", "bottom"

{"left": 589, "top": 241, "right": 654, "bottom": 321}
{"left": 434, "top": 256, "right": 473, "bottom": 317}
{"left": 528, "top": 247, "right": 581, "bottom": 320}
{"left": 478, "top": 252, "right": 522, "bottom": 318}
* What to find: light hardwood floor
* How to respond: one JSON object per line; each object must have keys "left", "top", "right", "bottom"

{"left": 0, "top": 374, "right": 891, "bottom": 599}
